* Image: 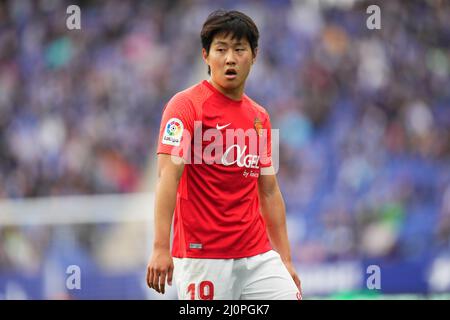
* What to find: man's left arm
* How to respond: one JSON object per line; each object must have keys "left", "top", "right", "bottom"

{"left": 258, "top": 167, "right": 302, "bottom": 292}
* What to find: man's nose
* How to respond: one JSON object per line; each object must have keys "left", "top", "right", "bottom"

{"left": 225, "top": 49, "right": 236, "bottom": 65}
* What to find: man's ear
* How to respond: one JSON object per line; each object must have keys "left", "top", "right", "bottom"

{"left": 202, "top": 48, "right": 208, "bottom": 63}
{"left": 202, "top": 48, "right": 211, "bottom": 75}
{"left": 252, "top": 47, "right": 258, "bottom": 64}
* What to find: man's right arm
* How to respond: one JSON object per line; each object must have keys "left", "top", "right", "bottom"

{"left": 146, "top": 154, "right": 185, "bottom": 294}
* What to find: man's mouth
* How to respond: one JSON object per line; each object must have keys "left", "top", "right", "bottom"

{"left": 225, "top": 69, "right": 237, "bottom": 79}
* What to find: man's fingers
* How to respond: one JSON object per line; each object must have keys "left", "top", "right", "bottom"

{"left": 146, "top": 268, "right": 153, "bottom": 289}
{"left": 167, "top": 266, "right": 173, "bottom": 286}
{"left": 146, "top": 258, "right": 173, "bottom": 293}
{"left": 159, "top": 271, "right": 167, "bottom": 294}
{"left": 152, "top": 270, "right": 160, "bottom": 292}
{"left": 295, "top": 276, "right": 303, "bottom": 297}
{"left": 291, "top": 272, "right": 301, "bottom": 292}
{"left": 294, "top": 275, "right": 301, "bottom": 291}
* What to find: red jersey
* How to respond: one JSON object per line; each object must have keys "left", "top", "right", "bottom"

{"left": 157, "top": 80, "right": 272, "bottom": 259}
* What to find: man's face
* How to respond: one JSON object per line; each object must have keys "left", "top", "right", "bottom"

{"left": 203, "top": 33, "right": 256, "bottom": 92}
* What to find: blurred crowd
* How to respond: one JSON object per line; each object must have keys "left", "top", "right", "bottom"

{"left": 1, "top": 0, "right": 450, "bottom": 274}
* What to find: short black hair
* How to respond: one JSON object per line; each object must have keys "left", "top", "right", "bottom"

{"left": 200, "top": 10, "right": 259, "bottom": 74}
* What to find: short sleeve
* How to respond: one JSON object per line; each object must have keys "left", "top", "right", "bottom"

{"left": 157, "top": 93, "right": 195, "bottom": 161}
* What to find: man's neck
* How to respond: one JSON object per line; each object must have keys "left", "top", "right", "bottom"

{"left": 208, "top": 79, "right": 244, "bottom": 101}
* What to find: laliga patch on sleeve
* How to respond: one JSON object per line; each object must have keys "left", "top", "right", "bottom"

{"left": 162, "top": 118, "right": 184, "bottom": 146}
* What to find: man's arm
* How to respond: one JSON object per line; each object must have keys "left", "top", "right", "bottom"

{"left": 258, "top": 166, "right": 302, "bottom": 292}
{"left": 146, "top": 154, "right": 184, "bottom": 294}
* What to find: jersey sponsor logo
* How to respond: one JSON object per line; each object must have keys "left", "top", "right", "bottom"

{"left": 216, "top": 123, "right": 231, "bottom": 130}
{"left": 162, "top": 118, "right": 184, "bottom": 146}
{"left": 221, "top": 145, "right": 260, "bottom": 169}
{"left": 243, "top": 170, "right": 259, "bottom": 178}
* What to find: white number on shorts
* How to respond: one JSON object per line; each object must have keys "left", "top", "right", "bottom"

{"left": 187, "top": 281, "right": 214, "bottom": 300}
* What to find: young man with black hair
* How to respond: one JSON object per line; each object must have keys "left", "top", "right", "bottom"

{"left": 146, "top": 10, "right": 302, "bottom": 300}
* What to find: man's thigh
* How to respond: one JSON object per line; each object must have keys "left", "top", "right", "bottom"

{"left": 240, "top": 250, "right": 300, "bottom": 300}
{"left": 173, "top": 257, "right": 239, "bottom": 300}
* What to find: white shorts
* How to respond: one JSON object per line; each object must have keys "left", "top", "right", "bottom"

{"left": 173, "top": 250, "right": 300, "bottom": 300}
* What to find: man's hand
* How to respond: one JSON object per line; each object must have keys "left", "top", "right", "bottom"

{"left": 283, "top": 260, "right": 302, "bottom": 299}
{"left": 146, "top": 249, "right": 174, "bottom": 294}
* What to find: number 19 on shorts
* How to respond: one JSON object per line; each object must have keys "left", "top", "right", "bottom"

{"left": 187, "top": 281, "right": 214, "bottom": 300}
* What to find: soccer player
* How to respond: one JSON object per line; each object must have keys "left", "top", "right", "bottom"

{"left": 146, "top": 9, "right": 302, "bottom": 300}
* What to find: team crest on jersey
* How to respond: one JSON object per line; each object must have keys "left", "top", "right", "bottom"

{"left": 254, "top": 117, "right": 263, "bottom": 136}
{"left": 162, "top": 117, "right": 184, "bottom": 146}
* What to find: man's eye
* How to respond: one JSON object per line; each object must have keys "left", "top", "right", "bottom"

{"left": 236, "top": 48, "right": 245, "bottom": 52}
{"left": 217, "top": 48, "right": 225, "bottom": 52}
